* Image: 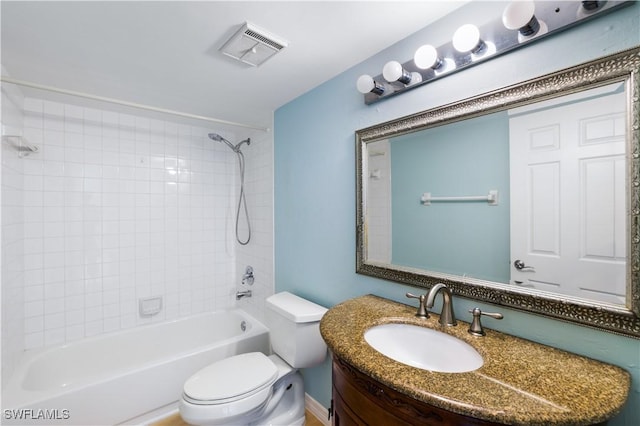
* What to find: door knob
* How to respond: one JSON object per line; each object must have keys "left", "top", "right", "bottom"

{"left": 513, "top": 259, "right": 535, "bottom": 271}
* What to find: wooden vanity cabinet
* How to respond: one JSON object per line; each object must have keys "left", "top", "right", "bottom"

{"left": 332, "top": 356, "right": 612, "bottom": 426}
{"left": 332, "top": 356, "right": 503, "bottom": 426}
{"left": 324, "top": 297, "right": 623, "bottom": 426}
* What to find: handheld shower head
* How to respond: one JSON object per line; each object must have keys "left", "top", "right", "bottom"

{"left": 208, "top": 133, "right": 237, "bottom": 152}
{"left": 208, "top": 133, "right": 250, "bottom": 153}
{"left": 208, "top": 132, "right": 252, "bottom": 245}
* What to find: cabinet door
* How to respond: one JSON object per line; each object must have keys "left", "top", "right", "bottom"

{"left": 333, "top": 358, "right": 418, "bottom": 425}
{"left": 332, "top": 357, "right": 502, "bottom": 426}
{"left": 333, "top": 391, "right": 366, "bottom": 426}
{"left": 332, "top": 356, "right": 610, "bottom": 426}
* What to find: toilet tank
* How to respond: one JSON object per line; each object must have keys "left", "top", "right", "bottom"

{"left": 265, "top": 292, "right": 328, "bottom": 368}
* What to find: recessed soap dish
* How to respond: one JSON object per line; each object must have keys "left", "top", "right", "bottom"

{"left": 139, "top": 296, "right": 163, "bottom": 317}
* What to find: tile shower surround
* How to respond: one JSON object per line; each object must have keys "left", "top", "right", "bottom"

{"left": 12, "top": 98, "right": 255, "bottom": 350}
{"left": 2, "top": 82, "right": 26, "bottom": 385}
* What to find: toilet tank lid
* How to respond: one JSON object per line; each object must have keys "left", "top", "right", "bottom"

{"left": 266, "top": 292, "right": 328, "bottom": 323}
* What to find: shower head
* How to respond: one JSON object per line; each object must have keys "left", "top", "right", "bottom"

{"left": 208, "top": 133, "right": 251, "bottom": 153}
{"left": 208, "top": 132, "right": 252, "bottom": 245}
{"left": 208, "top": 133, "right": 224, "bottom": 142}
{"left": 209, "top": 133, "right": 237, "bottom": 152}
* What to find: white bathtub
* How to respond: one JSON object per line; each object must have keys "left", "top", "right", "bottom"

{"left": 2, "top": 310, "right": 270, "bottom": 425}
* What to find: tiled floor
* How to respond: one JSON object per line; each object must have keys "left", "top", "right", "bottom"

{"left": 151, "top": 409, "right": 324, "bottom": 426}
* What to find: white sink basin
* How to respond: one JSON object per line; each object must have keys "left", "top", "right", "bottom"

{"left": 364, "top": 323, "right": 483, "bottom": 373}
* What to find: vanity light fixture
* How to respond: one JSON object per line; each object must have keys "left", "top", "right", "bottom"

{"left": 356, "top": 74, "right": 385, "bottom": 95}
{"left": 383, "top": 61, "right": 412, "bottom": 84}
{"left": 356, "top": 0, "right": 632, "bottom": 105}
{"left": 578, "top": 1, "right": 606, "bottom": 18}
{"left": 452, "top": 24, "right": 485, "bottom": 54}
{"left": 414, "top": 45, "right": 456, "bottom": 75}
{"left": 502, "top": 1, "right": 548, "bottom": 42}
{"left": 414, "top": 44, "right": 443, "bottom": 70}
{"left": 382, "top": 61, "right": 423, "bottom": 86}
{"left": 582, "top": 1, "right": 602, "bottom": 11}
{"left": 452, "top": 24, "right": 497, "bottom": 59}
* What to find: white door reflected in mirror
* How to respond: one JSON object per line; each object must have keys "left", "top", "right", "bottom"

{"left": 509, "top": 83, "right": 626, "bottom": 305}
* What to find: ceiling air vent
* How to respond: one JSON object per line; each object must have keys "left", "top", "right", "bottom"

{"left": 220, "top": 22, "right": 288, "bottom": 67}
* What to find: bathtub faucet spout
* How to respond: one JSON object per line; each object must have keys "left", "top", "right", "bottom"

{"left": 236, "top": 290, "right": 252, "bottom": 300}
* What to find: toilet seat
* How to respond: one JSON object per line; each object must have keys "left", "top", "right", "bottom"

{"left": 183, "top": 352, "right": 278, "bottom": 405}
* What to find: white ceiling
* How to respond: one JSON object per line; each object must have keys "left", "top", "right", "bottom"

{"left": 1, "top": 1, "right": 468, "bottom": 132}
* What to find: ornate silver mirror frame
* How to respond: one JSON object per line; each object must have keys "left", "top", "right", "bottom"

{"left": 356, "top": 46, "right": 640, "bottom": 338}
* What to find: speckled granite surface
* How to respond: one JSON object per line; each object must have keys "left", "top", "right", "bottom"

{"left": 320, "top": 295, "right": 631, "bottom": 426}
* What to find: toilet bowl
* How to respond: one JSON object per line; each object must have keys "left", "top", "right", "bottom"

{"left": 179, "top": 353, "right": 302, "bottom": 425}
{"left": 179, "top": 292, "right": 327, "bottom": 426}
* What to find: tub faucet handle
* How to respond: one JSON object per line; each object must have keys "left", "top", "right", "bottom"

{"left": 242, "top": 266, "right": 254, "bottom": 286}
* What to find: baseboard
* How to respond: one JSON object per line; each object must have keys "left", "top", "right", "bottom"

{"left": 305, "top": 393, "right": 330, "bottom": 426}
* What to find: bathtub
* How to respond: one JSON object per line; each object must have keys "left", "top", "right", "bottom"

{"left": 2, "top": 309, "right": 270, "bottom": 425}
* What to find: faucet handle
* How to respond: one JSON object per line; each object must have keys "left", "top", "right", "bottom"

{"left": 406, "top": 293, "right": 429, "bottom": 318}
{"left": 468, "top": 308, "right": 503, "bottom": 336}
{"left": 242, "top": 266, "right": 254, "bottom": 286}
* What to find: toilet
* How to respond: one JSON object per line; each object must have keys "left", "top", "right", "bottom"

{"left": 179, "top": 292, "right": 328, "bottom": 426}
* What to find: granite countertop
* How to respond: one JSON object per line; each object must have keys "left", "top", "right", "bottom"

{"left": 320, "top": 295, "right": 631, "bottom": 426}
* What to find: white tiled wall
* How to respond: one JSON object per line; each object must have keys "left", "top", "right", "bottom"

{"left": 13, "top": 97, "right": 248, "bottom": 350}
{"left": 366, "top": 139, "right": 392, "bottom": 263}
{"left": 1, "top": 80, "right": 26, "bottom": 386}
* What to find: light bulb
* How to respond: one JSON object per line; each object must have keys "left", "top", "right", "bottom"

{"left": 356, "top": 74, "right": 384, "bottom": 95}
{"left": 452, "top": 24, "right": 484, "bottom": 54}
{"left": 502, "top": 1, "right": 544, "bottom": 39}
{"left": 414, "top": 45, "right": 442, "bottom": 70}
{"left": 409, "top": 72, "right": 422, "bottom": 85}
{"left": 356, "top": 75, "right": 373, "bottom": 93}
{"left": 382, "top": 61, "right": 412, "bottom": 84}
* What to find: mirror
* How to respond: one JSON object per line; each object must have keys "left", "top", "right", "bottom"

{"left": 356, "top": 47, "right": 640, "bottom": 338}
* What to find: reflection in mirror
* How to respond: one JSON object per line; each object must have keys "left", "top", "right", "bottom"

{"left": 509, "top": 83, "right": 626, "bottom": 306}
{"left": 356, "top": 47, "right": 640, "bottom": 338}
{"left": 367, "top": 112, "right": 510, "bottom": 283}
{"left": 365, "top": 82, "right": 626, "bottom": 306}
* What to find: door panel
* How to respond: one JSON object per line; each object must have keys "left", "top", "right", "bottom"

{"left": 509, "top": 85, "right": 626, "bottom": 304}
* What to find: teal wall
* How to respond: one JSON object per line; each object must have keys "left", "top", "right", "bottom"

{"left": 390, "top": 112, "right": 510, "bottom": 282}
{"left": 274, "top": 2, "right": 640, "bottom": 424}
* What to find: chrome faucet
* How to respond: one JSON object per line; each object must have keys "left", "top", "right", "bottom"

{"left": 425, "top": 283, "right": 457, "bottom": 327}
{"left": 236, "top": 290, "right": 252, "bottom": 300}
{"left": 242, "top": 266, "right": 254, "bottom": 286}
